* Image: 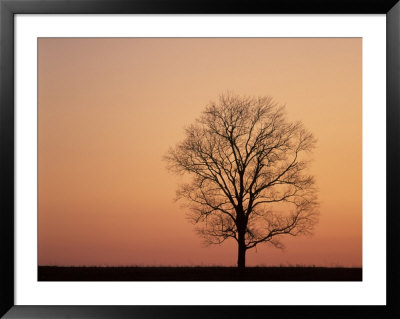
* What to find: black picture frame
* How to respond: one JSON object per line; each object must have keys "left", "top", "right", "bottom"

{"left": 1, "top": 0, "right": 399, "bottom": 318}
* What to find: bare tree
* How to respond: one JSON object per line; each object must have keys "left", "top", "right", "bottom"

{"left": 165, "top": 93, "right": 319, "bottom": 269}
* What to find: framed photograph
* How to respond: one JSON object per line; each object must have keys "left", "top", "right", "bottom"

{"left": 1, "top": 0, "right": 399, "bottom": 318}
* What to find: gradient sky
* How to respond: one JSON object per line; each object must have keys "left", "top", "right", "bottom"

{"left": 38, "top": 38, "right": 362, "bottom": 267}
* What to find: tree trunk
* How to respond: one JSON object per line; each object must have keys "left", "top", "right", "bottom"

{"left": 237, "top": 232, "right": 246, "bottom": 269}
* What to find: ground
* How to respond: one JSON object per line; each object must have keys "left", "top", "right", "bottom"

{"left": 38, "top": 266, "right": 362, "bottom": 281}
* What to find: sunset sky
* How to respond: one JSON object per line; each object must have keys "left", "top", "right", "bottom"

{"left": 38, "top": 38, "right": 362, "bottom": 267}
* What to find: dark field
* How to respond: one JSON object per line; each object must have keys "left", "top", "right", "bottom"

{"left": 38, "top": 266, "right": 362, "bottom": 281}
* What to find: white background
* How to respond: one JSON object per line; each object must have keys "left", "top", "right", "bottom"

{"left": 15, "top": 15, "right": 386, "bottom": 305}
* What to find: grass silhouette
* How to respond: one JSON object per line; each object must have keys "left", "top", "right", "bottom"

{"left": 38, "top": 265, "right": 362, "bottom": 281}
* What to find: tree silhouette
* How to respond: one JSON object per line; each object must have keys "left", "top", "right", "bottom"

{"left": 165, "top": 93, "right": 319, "bottom": 269}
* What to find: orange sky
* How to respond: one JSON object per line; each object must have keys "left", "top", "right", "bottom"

{"left": 38, "top": 38, "right": 362, "bottom": 267}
